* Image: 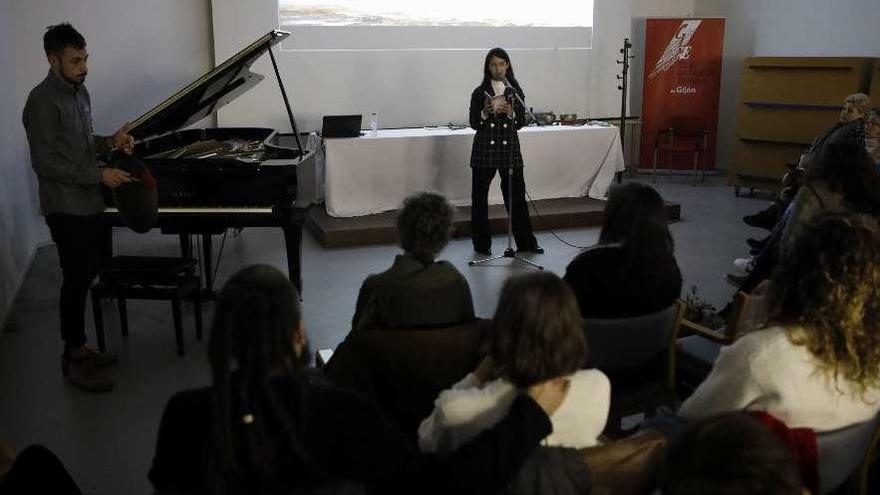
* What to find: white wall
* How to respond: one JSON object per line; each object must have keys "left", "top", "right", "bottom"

{"left": 694, "top": 0, "right": 880, "bottom": 168}
{"left": 0, "top": 5, "right": 47, "bottom": 330}
{"left": 212, "top": 0, "right": 693, "bottom": 133}
{"left": 0, "top": 0, "right": 213, "bottom": 329}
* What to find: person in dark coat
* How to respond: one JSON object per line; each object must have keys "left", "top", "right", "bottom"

{"left": 564, "top": 182, "right": 682, "bottom": 319}
{"left": 351, "top": 192, "right": 474, "bottom": 331}
{"left": 469, "top": 47, "right": 541, "bottom": 256}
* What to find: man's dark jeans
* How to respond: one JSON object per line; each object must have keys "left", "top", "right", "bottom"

{"left": 45, "top": 213, "right": 103, "bottom": 350}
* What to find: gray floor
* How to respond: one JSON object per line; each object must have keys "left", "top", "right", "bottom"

{"left": 0, "top": 175, "right": 771, "bottom": 494}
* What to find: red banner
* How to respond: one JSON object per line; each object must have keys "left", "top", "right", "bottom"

{"left": 639, "top": 18, "right": 725, "bottom": 171}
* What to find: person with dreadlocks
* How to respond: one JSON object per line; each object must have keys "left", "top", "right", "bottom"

{"left": 149, "top": 264, "right": 568, "bottom": 494}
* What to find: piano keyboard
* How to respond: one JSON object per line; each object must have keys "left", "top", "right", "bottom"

{"left": 104, "top": 207, "right": 274, "bottom": 214}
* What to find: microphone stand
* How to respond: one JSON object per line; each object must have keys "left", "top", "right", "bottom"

{"left": 615, "top": 38, "right": 635, "bottom": 184}
{"left": 470, "top": 84, "right": 543, "bottom": 271}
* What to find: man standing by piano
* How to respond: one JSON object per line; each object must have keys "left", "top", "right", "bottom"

{"left": 23, "top": 23, "right": 135, "bottom": 393}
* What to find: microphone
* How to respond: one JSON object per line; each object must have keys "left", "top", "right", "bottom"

{"left": 503, "top": 78, "right": 534, "bottom": 121}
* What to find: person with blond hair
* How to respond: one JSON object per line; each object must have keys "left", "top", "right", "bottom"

{"left": 680, "top": 214, "right": 880, "bottom": 432}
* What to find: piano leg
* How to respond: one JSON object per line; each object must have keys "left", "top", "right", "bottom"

{"left": 202, "top": 234, "right": 214, "bottom": 295}
{"left": 178, "top": 234, "right": 191, "bottom": 258}
{"left": 282, "top": 216, "right": 304, "bottom": 298}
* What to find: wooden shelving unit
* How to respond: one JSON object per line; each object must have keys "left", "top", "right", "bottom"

{"left": 729, "top": 57, "right": 877, "bottom": 195}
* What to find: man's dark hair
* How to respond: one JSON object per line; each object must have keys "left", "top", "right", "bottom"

{"left": 43, "top": 23, "right": 86, "bottom": 56}
{"left": 489, "top": 272, "right": 587, "bottom": 388}
{"left": 481, "top": 47, "right": 524, "bottom": 99}
{"left": 207, "top": 265, "right": 316, "bottom": 494}
{"left": 661, "top": 413, "right": 803, "bottom": 495}
{"left": 396, "top": 192, "right": 454, "bottom": 264}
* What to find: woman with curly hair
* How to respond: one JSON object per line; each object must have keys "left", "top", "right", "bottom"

{"left": 351, "top": 191, "right": 475, "bottom": 331}
{"left": 679, "top": 214, "right": 880, "bottom": 431}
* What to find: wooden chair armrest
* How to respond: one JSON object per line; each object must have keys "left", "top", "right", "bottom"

{"left": 680, "top": 319, "right": 728, "bottom": 343}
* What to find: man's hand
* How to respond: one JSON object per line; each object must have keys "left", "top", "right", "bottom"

{"left": 527, "top": 377, "right": 570, "bottom": 417}
{"left": 110, "top": 123, "right": 135, "bottom": 155}
{"left": 101, "top": 168, "right": 134, "bottom": 188}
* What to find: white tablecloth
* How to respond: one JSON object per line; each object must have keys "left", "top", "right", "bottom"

{"left": 322, "top": 124, "right": 625, "bottom": 217}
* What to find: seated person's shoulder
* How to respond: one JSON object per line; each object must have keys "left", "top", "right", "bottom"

{"left": 569, "top": 244, "right": 622, "bottom": 265}
{"left": 566, "top": 369, "right": 611, "bottom": 402}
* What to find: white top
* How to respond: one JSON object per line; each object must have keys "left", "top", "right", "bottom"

{"left": 491, "top": 79, "right": 506, "bottom": 96}
{"left": 418, "top": 369, "right": 611, "bottom": 453}
{"left": 679, "top": 326, "right": 880, "bottom": 432}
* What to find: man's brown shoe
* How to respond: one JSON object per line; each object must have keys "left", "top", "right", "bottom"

{"left": 65, "top": 357, "right": 113, "bottom": 393}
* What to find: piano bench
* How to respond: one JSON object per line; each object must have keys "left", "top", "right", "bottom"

{"left": 90, "top": 256, "right": 203, "bottom": 357}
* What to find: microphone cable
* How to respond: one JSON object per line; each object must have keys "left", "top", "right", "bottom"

{"left": 522, "top": 187, "right": 594, "bottom": 250}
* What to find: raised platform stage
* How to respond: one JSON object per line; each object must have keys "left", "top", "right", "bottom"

{"left": 306, "top": 197, "right": 682, "bottom": 248}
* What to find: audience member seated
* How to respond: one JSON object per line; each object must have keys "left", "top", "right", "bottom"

{"left": 351, "top": 192, "right": 475, "bottom": 331}
{"left": 865, "top": 108, "right": 879, "bottom": 169}
{"left": 563, "top": 182, "right": 682, "bottom": 319}
{"left": 740, "top": 92, "right": 871, "bottom": 233}
{"left": 679, "top": 214, "right": 880, "bottom": 432}
{"left": 731, "top": 95, "right": 872, "bottom": 284}
{"left": 149, "top": 265, "right": 567, "bottom": 495}
{"left": 730, "top": 130, "right": 880, "bottom": 295}
{"left": 660, "top": 412, "right": 807, "bottom": 495}
{"left": 419, "top": 271, "right": 610, "bottom": 454}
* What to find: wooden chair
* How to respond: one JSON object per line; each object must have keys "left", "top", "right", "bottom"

{"left": 323, "top": 319, "right": 487, "bottom": 442}
{"left": 583, "top": 301, "right": 686, "bottom": 438}
{"left": 90, "top": 256, "right": 202, "bottom": 357}
{"left": 652, "top": 117, "right": 711, "bottom": 185}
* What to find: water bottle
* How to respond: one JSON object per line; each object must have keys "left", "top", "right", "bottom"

{"left": 370, "top": 111, "right": 378, "bottom": 137}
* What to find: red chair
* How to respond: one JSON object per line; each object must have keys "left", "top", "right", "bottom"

{"left": 652, "top": 119, "right": 711, "bottom": 185}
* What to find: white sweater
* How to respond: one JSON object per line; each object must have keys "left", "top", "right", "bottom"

{"left": 679, "top": 326, "right": 880, "bottom": 432}
{"left": 418, "top": 369, "right": 610, "bottom": 453}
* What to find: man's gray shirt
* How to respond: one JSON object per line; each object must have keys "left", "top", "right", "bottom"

{"left": 23, "top": 70, "right": 109, "bottom": 216}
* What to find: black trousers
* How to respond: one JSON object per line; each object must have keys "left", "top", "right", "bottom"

{"left": 45, "top": 213, "right": 103, "bottom": 350}
{"left": 470, "top": 166, "right": 537, "bottom": 252}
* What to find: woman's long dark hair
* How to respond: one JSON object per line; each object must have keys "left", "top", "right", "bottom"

{"left": 599, "top": 182, "right": 674, "bottom": 270}
{"left": 206, "top": 265, "right": 319, "bottom": 494}
{"left": 806, "top": 134, "right": 880, "bottom": 216}
{"left": 481, "top": 47, "right": 524, "bottom": 99}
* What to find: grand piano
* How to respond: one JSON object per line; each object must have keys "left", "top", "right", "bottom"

{"left": 101, "top": 30, "right": 312, "bottom": 296}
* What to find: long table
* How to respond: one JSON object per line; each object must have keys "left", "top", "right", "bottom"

{"left": 322, "top": 124, "right": 625, "bottom": 217}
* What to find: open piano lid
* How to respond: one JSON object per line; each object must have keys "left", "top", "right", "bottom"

{"left": 127, "top": 30, "right": 290, "bottom": 141}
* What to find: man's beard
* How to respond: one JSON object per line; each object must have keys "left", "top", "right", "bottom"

{"left": 62, "top": 71, "right": 86, "bottom": 85}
